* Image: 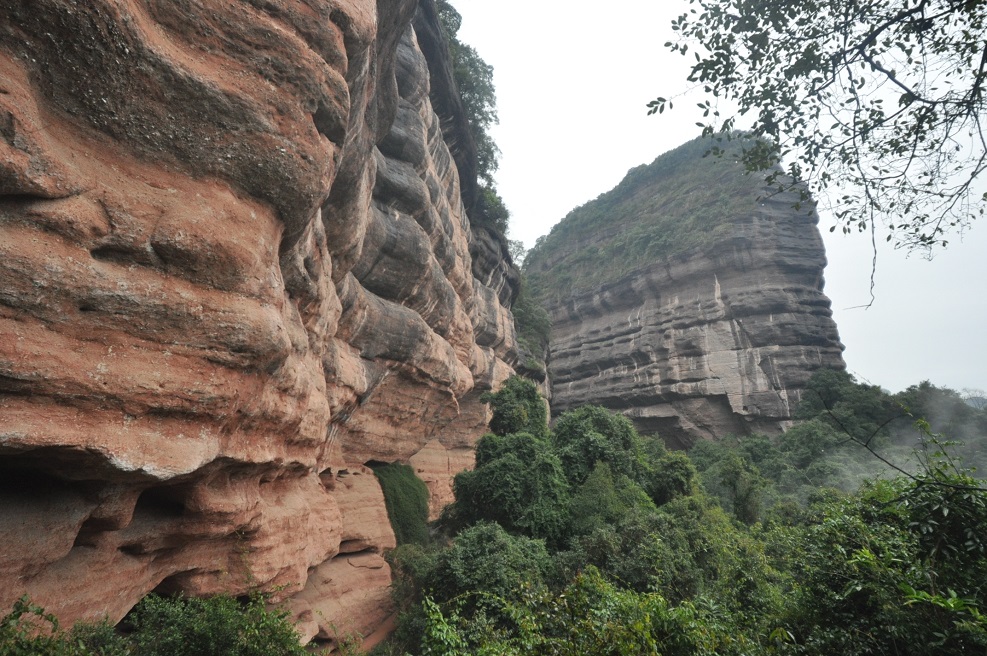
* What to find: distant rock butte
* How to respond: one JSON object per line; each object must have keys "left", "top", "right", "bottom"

{"left": 0, "top": 0, "right": 517, "bottom": 646}
{"left": 527, "top": 141, "right": 846, "bottom": 447}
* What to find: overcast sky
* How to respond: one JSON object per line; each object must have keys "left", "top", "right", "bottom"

{"left": 452, "top": 0, "right": 986, "bottom": 395}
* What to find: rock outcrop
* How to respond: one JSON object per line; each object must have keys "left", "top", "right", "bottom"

{"left": 0, "top": 0, "right": 517, "bottom": 646}
{"left": 525, "top": 138, "right": 845, "bottom": 447}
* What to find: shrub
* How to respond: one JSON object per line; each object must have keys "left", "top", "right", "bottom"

{"left": 69, "top": 621, "right": 130, "bottom": 656}
{"left": 480, "top": 376, "right": 548, "bottom": 438}
{"left": 0, "top": 593, "right": 308, "bottom": 656}
{"left": 781, "top": 475, "right": 987, "bottom": 655}
{"left": 371, "top": 462, "right": 431, "bottom": 546}
{"left": 642, "top": 449, "right": 699, "bottom": 506}
{"left": 559, "top": 510, "right": 690, "bottom": 595}
{"left": 551, "top": 406, "right": 643, "bottom": 486}
{"left": 567, "top": 462, "right": 656, "bottom": 538}
{"left": 431, "top": 522, "right": 551, "bottom": 604}
{"left": 472, "top": 186, "right": 509, "bottom": 234}
{"left": 419, "top": 567, "right": 756, "bottom": 656}
{"left": 128, "top": 593, "right": 307, "bottom": 656}
{"left": 450, "top": 432, "right": 570, "bottom": 543}
{"left": 0, "top": 596, "right": 95, "bottom": 656}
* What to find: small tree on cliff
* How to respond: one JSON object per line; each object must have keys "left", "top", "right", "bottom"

{"left": 480, "top": 376, "right": 548, "bottom": 438}
{"left": 436, "top": 0, "right": 499, "bottom": 188}
{"left": 657, "top": 0, "right": 987, "bottom": 253}
{"left": 551, "top": 405, "right": 645, "bottom": 486}
{"left": 435, "top": 0, "right": 512, "bottom": 235}
{"left": 450, "top": 431, "right": 571, "bottom": 543}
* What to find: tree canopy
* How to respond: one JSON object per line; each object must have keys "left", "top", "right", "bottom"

{"left": 380, "top": 376, "right": 987, "bottom": 656}
{"left": 657, "top": 0, "right": 987, "bottom": 253}
{"left": 479, "top": 375, "right": 549, "bottom": 438}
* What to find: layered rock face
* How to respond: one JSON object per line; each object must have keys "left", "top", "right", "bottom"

{"left": 526, "top": 139, "right": 845, "bottom": 447}
{"left": 0, "top": 0, "right": 516, "bottom": 645}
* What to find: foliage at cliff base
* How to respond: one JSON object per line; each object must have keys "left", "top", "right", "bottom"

{"left": 380, "top": 374, "right": 987, "bottom": 656}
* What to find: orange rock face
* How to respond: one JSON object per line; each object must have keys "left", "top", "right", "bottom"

{"left": 410, "top": 440, "right": 476, "bottom": 520}
{"left": 0, "top": 0, "right": 515, "bottom": 646}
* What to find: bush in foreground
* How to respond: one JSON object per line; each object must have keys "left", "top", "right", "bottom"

{"left": 0, "top": 593, "right": 310, "bottom": 656}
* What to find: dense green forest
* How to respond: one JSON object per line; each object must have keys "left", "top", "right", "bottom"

{"left": 372, "top": 372, "right": 987, "bottom": 656}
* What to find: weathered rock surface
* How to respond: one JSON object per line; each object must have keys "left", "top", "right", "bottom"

{"left": 0, "top": 0, "right": 516, "bottom": 646}
{"left": 526, "top": 140, "right": 845, "bottom": 447}
{"left": 409, "top": 439, "right": 476, "bottom": 519}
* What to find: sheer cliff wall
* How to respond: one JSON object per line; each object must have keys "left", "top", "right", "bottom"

{"left": 0, "top": 0, "right": 517, "bottom": 645}
{"left": 525, "top": 139, "right": 845, "bottom": 448}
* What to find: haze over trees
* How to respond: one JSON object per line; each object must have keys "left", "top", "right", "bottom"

{"left": 376, "top": 375, "right": 987, "bottom": 656}
{"left": 656, "top": 0, "right": 987, "bottom": 253}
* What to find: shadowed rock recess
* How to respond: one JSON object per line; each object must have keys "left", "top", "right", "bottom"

{"left": 525, "top": 138, "right": 846, "bottom": 448}
{"left": 0, "top": 0, "right": 518, "bottom": 645}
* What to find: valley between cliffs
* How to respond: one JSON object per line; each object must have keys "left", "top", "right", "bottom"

{"left": 0, "top": 0, "right": 517, "bottom": 645}
{"left": 0, "top": 0, "right": 850, "bottom": 649}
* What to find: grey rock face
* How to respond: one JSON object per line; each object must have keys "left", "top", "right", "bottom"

{"left": 529, "top": 144, "right": 845, "bottom": 447}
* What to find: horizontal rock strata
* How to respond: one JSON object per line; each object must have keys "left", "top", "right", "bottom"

{"left": 527, "top": 141, "right": 845, "bottom": 447}
{"left": 0, "top": 0, "right": 516, "bottom": 645}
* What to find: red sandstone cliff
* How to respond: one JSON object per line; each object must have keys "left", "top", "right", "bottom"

{"left": 0, "top": 0, "right": 517, "bottom": 646}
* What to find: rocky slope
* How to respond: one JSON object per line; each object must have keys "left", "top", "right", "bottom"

{"left": 0, "top": 0, "right": 517, "bottom": 646}
{"left": 525, "top": 138, "right": 845, "bottom": 447}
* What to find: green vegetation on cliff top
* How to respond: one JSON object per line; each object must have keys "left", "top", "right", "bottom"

{"left": 524, "top": 136, "right": 772, "bottom": 303}
{"left": 436, "top": 0, "right": 511, "bottom": 237}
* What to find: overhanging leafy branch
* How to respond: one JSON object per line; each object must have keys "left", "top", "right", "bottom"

{"left": 656, "top": 0, "right": 987, "bottom": 254}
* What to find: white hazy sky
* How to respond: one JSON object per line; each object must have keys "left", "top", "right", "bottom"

{"left": 452, "top": 0, "right": 986, "bottom": 395}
